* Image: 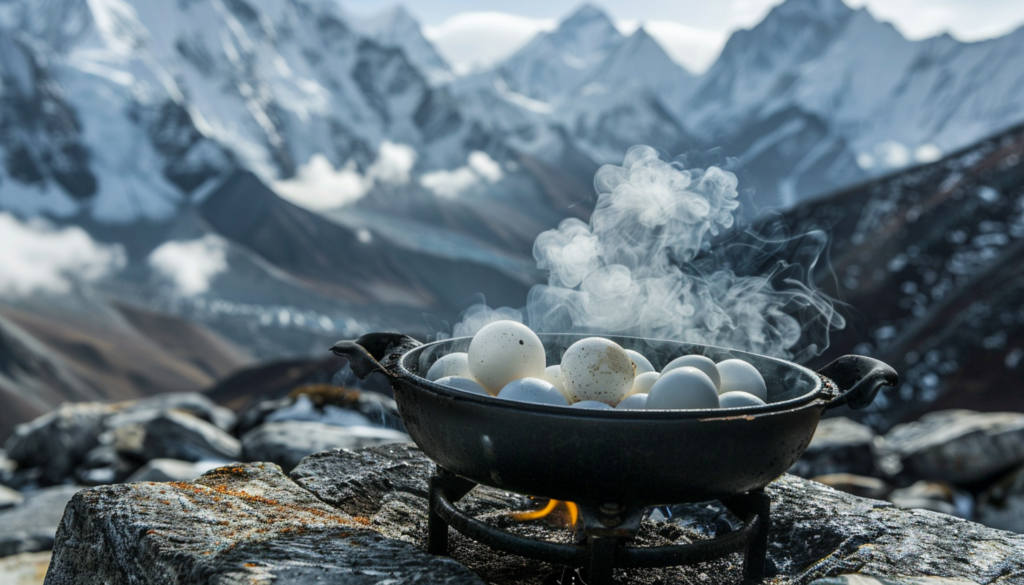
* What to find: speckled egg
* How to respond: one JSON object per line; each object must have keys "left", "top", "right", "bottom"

{"left": 719, "top": 391, "right": 766, "bottom": 408}
{"left": 662, "top": 355, "right": 721, "bottom": 390}
{"left": 630, "top": 371, "right": 660, "bottom": 395}
{"left": 496, "top": 377, "right": 568, "bottom": 406}
{"left": 560, "top": 337, "right": 635, "bottom": 405}
{"left": 569, "top": 400, "right": 614, "bottom": 410}
{"left": 625, "top": 350, "right": 655, "bottom": 376}
{"left": 717, "top": 359, "right": 767, "bottom": 401}
{"left": 645, "top": 367, "right": 719, "bottom": 410}
{"left": 426, "top": 352, "right": 472, "bottom": 381}
{"left": 615, "top": 393, "right": 649, "bottom": 410}
{"left": 468, "top": 321, "right": 546, "bottom": 395}
{"left": 436, "top": 376, "right": 490, "bottom": 396}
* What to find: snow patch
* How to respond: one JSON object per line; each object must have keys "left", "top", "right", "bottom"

{"left": 148, "top": 235, "right": 228, "bottom": 295}
{"left": 420, "top": 151, "right": 503, "bottom": 198}
{"left": 273, "top": 142, "right": 417, "bottom": 211}
{"left": 0, "top": 212, "right": 126, "bottom": 296}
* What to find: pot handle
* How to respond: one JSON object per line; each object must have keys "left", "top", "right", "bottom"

{"left": 330, "top": 332, "right": 422, "bottom": 379}
{"left": 816, "top": 355, "right": 899, "bottom": 410}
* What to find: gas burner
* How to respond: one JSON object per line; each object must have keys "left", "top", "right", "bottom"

{"left": 426, "top": 467, "right": 771, "bottom": 585}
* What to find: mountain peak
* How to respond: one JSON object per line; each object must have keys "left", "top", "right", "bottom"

{"left": 771, "top": 0, "right": 853, "bottom": 24}
{"left": 562, "top": 4, "right": 612, "bottom": 26}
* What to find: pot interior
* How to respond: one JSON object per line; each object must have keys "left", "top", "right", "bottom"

{"left": 402, "top": 333, "right": 821, "bottom": 410}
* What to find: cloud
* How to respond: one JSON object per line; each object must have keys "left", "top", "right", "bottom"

{"left": 0, "top": 212, "right": 126, "bottom": 296}
{"left": 420, "top": 151, "right": 504, "bottom": 198}
{"left": 148, "top": 235, "right": 228, "bottom": 296}
{"left": 272, "top": 141, "right": 417, "bottom": 211}
{"left": 630, "top": 21, "right": 727, "bottom": 74}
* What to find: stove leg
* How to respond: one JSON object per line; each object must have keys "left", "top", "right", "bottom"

{"left": 586, "top": 536, "right": 618, "bottom": 585}
{"left": 724, "top": 488, "right": 771, "bottom": 582}
{"left": 427, "top": 471, "right": 476, "bottom": 557}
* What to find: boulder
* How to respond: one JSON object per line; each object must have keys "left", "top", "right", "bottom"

{"left": 124, "top": 459, "right": 225, "bottom": 483}
{"left": 0, "top": 484, "right": 24, "bottom": 509}
{"left": 887, "top": 481, "right": 972, "bottom": 518}
{"left": 73, "top": 445, "right": 138, "bottom": 486}
{"left": 976, "top": 464, "right": 1024, "bottom": 533}
{"left": 0, "top": 551, "right": 51, "bottom": 584}
{"left": 292, "top": 445, "right": 1024, "bottom": 584}
{"left": 0, "top": 485, "right": 81, "bottom": 558}
{"left": 138, "top": 411, "right": 241, "bottom": 463}
{"left": 106, "top": 392, "right": 236, "bottom": 433}
{"left": 240, "top": 421, "right": 409, "bottom": 472}
{"left": 235, "top": 390, "right": 402, "bottom": 436}
{"left": 3, "top": 404, "right": 113, "bottom": 485}
{"left": 44, "top": 463, "right": 483, "bottom": 584}
{"left": 812, "top": 473, "right": 892, "bottom": 500}
{"left": 790, "top": 417, "right": 879, "bottom": 478}
{"left": 879, "top": 410, "right": 1024, "bottom": 484}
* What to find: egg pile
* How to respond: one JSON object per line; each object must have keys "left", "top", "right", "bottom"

{"left": 426, "top": 320, "right": 770, "bottom": 411}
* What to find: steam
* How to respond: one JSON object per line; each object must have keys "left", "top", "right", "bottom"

{"left": 451, "top": 145, "right": 844, "bottom": 361}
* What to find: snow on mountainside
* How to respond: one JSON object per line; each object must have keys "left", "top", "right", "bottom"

{"left": 0, "top": 0, "right": 477, "bottom": 223}
{"left": 350, "top": 6, "right": 453, "bottom": 85}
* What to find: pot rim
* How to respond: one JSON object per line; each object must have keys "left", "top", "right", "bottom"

{"left": 393, "top": 333, "right": 834, "bottom": 420}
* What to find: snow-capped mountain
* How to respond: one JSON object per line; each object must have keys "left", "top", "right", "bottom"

{"left": 450, "top": 0, "right": 1024, "bottom": 207}
{"left": 0, "top": 0, "right": 479, "bottom": 224}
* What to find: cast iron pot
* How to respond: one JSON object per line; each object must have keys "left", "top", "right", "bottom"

{"left": 333, "top": 332, "right": 897, "bottom": 508}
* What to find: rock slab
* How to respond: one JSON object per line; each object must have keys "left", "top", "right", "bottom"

{"left": 44, "top": 462, "right": 483, "bottom": 584}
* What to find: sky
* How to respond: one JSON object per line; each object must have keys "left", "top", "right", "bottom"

{"left": 342, "top": 0, "right": 1024, "bottom": 74}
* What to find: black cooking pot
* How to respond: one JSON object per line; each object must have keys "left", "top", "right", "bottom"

{"left": 333, "top": 332, "right": 897, "bottom": 508}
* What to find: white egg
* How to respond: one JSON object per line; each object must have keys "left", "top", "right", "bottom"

{"left": 625, "top": 350, "right": 655, "bottom": 375}
{"left": 436, "top": 376, "right": 490, "bottom": 396}
{"left": 570, "top": 400, "right": 614, "bottom": 410}
{"left": 662, "top": 355, "right": 721, "bottom": 390}
{"left": 630, "top": 371, "right": 660, "bottom": 395}
{"left": 426, "top": 352, "right": 472, "bottom": 381}
{"left": 560, "top": 337, "right": 635, "bottom": 405}
{"left": 615, "top": 394, "right": 649, "bottom": 410}
{"left": 645, "top": 367, "right": 719, "bottom": 410}
{"left": 496, "top": 377, "right": 568, "bottom": 406}
{"left": 719, "top": 391, "right": 767, "bottom": 408}
{"left": 717, "top": 359, "right": 768, "bottom": 401}
{"left": 542, "top": 365, "right": 571, "bottom": 402}
{"left": 468, "top": 320, "right": 546, "bottom": 395}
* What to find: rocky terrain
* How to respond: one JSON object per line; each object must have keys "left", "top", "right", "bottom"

{"left": 36, "top": 445, "right": 1024, "bottom": 584}
{"left": 0, "top": 379, "right": 1023, "bottom": 583}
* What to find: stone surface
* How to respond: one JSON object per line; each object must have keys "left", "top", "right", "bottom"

{"left": 879, "top": 410, "right": 1024, "bottom": 484}
{"left": 3, "top": 404, "right": 113, "bottom": 485}
{"left": 810, "top": 577, "right": 979, "bottom": 585}
{"left": 138, "top": 411, "right": 241, "bottom": 463}
{"left": 74, "top": 445, "right": 138, "bottom": 486}
{"left": 0, "top": 486, "right": 81, "bottom": 558}
{"left": 292, "top": 445, "right": 1024, "bottom": 585}
{"left": 0, "top": 551, "right": 51, "bottom": 585}
{"left": 240, "top": 421, "right": 409, "bottom": 472}
{"left": 0, "top": 484, "right": 24, "bottom": 509}
{"left": 44, "top": 462, "right": 483, "bottom": 584}
{"left": 790, "top": 417, "right": 879, "bottom": 478}
{"left": 124, "top": 459, "right": 224, "bottom": 483}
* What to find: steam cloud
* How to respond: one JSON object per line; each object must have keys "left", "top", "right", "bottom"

{"left": 452, "top": 145, "right": 843, "bottom": 361}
